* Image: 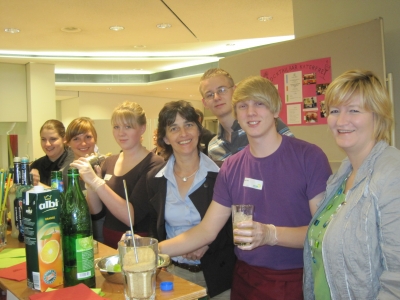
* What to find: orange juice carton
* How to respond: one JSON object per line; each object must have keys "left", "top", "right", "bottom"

{"left": 23, "top": 186, "right": 63, "bottom": 291}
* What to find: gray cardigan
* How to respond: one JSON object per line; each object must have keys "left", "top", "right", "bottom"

{"left": 304, "top": 141, "right": 400, "bottom": 299}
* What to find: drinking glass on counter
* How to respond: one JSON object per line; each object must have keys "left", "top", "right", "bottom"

{"left": 118, "top": 237, "right": 158, "bottom": 300}
{"left": 0, "top": 208, "right": 7, "bottom": 248}
{"left": 232, "top": 204, "right": 254, "bottom": 246}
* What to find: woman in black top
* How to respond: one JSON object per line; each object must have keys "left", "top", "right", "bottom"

{"left": 30, "top": 119, "right": 74, "bottom": 187}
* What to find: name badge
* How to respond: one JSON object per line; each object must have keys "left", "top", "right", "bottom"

{"left": 104, "top": 174, "right": 112, "bottom": 181}
{"left": 243, "top": 177, "right": 263, "bottom": 190}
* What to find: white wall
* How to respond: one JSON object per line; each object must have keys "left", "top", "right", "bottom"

{"left": 292, "top": 0, "right": 400, "bottom": 147}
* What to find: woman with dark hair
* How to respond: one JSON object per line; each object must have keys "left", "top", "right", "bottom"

{"left": 30, "top": 119, "right": 74, "bottom": 186}
{"left": 146, "top": 100, "right": 235, "bottom": 299}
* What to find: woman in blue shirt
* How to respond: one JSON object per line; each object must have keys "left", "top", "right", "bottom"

{"left": 146, "top": 100, "right": 235, "bottom": 299}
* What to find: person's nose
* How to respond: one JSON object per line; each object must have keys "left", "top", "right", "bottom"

{"left": 45, "top": 140, "right": 52, "bottom": 147}
{"left": 213, "top": 91, "right": 222, "bottom": 101}
{"left": 118, "top": 128, "right": 125, "bottom": 136}
{"left": 336, "top": 111, "right": 348, "bottom": 125}
{"left": 180, "top": 127, "right": 188, "bottom": 136}
{"left": 247, "top": 103, "right": 257, "bottom": 116}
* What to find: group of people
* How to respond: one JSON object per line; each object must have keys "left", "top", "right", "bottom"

{"left": 30, "top": 67, "right": 400, "bottom": 299}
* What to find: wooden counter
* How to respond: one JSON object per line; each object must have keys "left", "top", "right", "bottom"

{"left": 0, "top": 234, "right": 207, "bottom": 300}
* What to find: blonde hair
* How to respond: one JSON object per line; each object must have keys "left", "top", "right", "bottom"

{"left": 65, "top": 117, "right": 97, "bottom": 143}
{"left": 199, "top": 68, "right": 234, "bottom": 96}
{"left": 111, "top": 101, "right": 146, "bottom": 128}
{"left": 232, "top": 76, "right": 281, "bottom": 118}
{"left": 325, "top": 69, "right": 392, "bottom": 143}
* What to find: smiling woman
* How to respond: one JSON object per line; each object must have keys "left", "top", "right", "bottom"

{"left": 30, "top": 119, "right": 74, "bottom": 187}
{"left": 303, "top": 70, "right": 400, "bottom": 299}
{"left": 143, "top": 100, "right": 235, "bottom": 299}
{"left": 65, "top": 117, "right": 98, "bottom": 159}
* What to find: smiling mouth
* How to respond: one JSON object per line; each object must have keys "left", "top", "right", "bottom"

{"left": 178, "top": 140, "right": 191, "bottom": 145}
{"left": 338, "top": 129, "right": 355, "bottom": 133}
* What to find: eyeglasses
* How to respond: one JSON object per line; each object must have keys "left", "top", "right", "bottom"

{"left": 203, "top": 86, "right": 233, "bottom": 101}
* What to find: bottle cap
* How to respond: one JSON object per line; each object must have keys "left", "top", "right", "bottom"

{"left": 21, "top": 157, "right": 29, "bottom": 163}
{"left": 160, "top": 281, "right": 173, "bottom": 291}
{"left": 14, "top": 157, "right": 21, "bottom": 162}
{"left": 33, "top": 186, "right": 45, "bottom": 192}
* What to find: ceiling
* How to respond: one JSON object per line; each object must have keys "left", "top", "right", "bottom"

{"left": 0, "top": 0, "right": 294, "bottom": 101}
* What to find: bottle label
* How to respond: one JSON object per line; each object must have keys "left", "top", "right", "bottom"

{"left": 51, "top": 179, "right": 64, "bottom": 193}
{"left": 75, "top": 236, "right": 95, "bottom": 280}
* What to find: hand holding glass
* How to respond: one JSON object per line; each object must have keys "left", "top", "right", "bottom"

{"left": 232, "top": 205, "right": 254, "bottom": 246}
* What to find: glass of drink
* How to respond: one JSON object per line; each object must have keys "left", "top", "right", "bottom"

{"left": 232, "top": 204, "right": 254, "bottom": 246}
{"left": 118, "top": 237, "right": 158, "bottom": 300}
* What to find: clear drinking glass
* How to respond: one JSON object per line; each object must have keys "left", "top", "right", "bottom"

{"left": 232, "top": 205, "right": 254, "bottom": 246}
{"left": 118, "top": 237, "right": 158, "bottom": 300}
{"left": 0, "top": 209, "right": 7, "bottom": 248}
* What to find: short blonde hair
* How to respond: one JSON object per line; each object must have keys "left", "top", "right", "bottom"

{"left": 199, "top": 68, "right": 234, "bottom": 96}
{"left": 232, "top": 76, "right": 281, "bottom": 118}
{"left": 111, "top": 101, "right": 146, "bottom": 128}
{"left": 325, "top": 69, "right": 392, "bottom": 143}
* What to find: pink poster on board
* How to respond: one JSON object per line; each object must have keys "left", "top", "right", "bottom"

{"left": 260, "top": 57, "right": 332, "bottom": 126}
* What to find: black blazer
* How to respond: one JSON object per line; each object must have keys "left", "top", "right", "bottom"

{"left": 147, "top": 164, "right": 236, "bottom": 297}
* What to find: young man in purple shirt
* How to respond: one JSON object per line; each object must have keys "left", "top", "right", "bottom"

{"left": 159, "top": 76, "right": 331, "bottom": 299}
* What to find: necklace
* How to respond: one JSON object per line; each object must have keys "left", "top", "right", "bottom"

{"left": 174, "top": 168, "right": 199, "bottom": 182}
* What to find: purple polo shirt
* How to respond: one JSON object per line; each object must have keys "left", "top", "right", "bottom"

{"left": 213, "top": 136, "right": 331, "bottom": 270}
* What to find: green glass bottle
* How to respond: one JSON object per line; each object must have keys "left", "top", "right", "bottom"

{"left": 61, "top": 168, "right": 96, "bottom": 288}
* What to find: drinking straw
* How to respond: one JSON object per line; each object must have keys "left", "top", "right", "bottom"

{"left": 0, "top": 172, "right": 4, "bottom": 213}
{"left": 0, "top": 173, "right": 12, "bottom": 225}
{"left": 2, "top": 173, "right": 12, "bottom": 212}
{"left": 123, "top": 179, "right": 139, "bottom": 263}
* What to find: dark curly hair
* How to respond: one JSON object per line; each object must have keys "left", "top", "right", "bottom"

{"left": 157, "top": 100, "right": 202, "bottom": 160}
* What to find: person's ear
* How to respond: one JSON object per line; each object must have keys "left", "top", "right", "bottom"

{"left": 163, "top": 136, "right": 170, "bottom": 145}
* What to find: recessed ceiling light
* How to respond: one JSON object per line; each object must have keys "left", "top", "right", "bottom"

{"left": 226, "top": 43, "right": 235, "bottom": 46}
{"left": 156, "top": 23, "right": 171, "bottom": 29}
{"left": 4, "top": 28, "right": 20, "bottom": 33}
{"left": 166, "top": 87, "right": 171, "bottom": 90}
{"left": 258, "top": 16, "right": 273, "bottom": 22}
{"left": 61, "top": 27, "right": 82, "bottom": 33}
{"left": 134, "top": 45, "right": 146, "bottom": 49}
{"left": 109, "top": 26, "right": 124, "bottom": 31}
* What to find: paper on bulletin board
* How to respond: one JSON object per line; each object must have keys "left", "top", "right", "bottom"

{"left": 261, "top": 57, "right": 332, "bottom": 126}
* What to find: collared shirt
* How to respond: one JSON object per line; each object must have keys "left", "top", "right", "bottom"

{"left": 155, "top": 152, "right": 220, "bottom": 264}
{"left": 208, "top": 117, "right": 294, "bottom": 161}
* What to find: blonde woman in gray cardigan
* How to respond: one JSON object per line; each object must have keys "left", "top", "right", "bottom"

{"left": 303, "top": 69, "right": 400, "bottom": 299}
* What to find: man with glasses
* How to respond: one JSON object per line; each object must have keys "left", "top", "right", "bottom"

{"left": 199, "top": 68, "right": 293, "bottom": 161}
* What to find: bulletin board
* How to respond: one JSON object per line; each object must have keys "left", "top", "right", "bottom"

{"left": 219, "top": 19, "right": 386, "bottom": 164}
{"left": 261, "top": 57, "right": 332, "bottom": 126}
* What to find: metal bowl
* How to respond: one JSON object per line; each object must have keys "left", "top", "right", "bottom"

{"left": 96, "top": 254, "right": 170, "bottom": 284}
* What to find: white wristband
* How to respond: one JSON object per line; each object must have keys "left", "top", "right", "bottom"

{"left": 266, "top": 224, "right": 278, "bottom": 246}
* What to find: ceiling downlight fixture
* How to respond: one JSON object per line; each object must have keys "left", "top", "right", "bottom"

{"left": 157, "top": 23, "right": 171, "bottom": 29}
{"left": 61, "top": 27, "right": 82, "bottom": 33}
{"left": 258, "top": 16, "right": 273, "bottom": 22}
{"left": 4, "top": 28, "right": 20, "bottom": 33}
{"left": 109, "top": 26, "right": 125, "bottom": 31}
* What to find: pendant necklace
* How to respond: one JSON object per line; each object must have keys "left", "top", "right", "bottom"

{"left": 174, "top": 167, "right": 199, "bottom": 182}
